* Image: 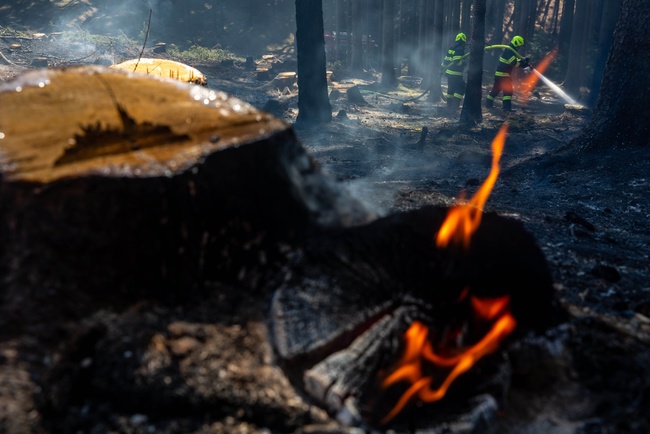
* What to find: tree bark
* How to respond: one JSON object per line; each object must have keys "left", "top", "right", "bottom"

{"left": 406, "top": 0, "right": 419, "bottom": 76}
{"left": 334, "top": 0, "right": 344, "bottom": 63}
{"left": 381, "top": 0, "right": 398, "bottom": 88}
{"left": 514, "top": 0, "right": 528, "bottom": 40}
{"left": 558, "top": 0, "right": 575, "bottom": 77}
{"left": 562, "top": 0, "right": 587, "bottom": 95}
{"left": 0, "top": 66, "right": 370, "bottom": 307}
{"left": 526, "top": 0, "right": 538, "bottom": 44}
{"left": 460, "top": 0, "right": 486, "bottom": 126}
{"left": 486, "top": 0, "right": 506, "bottom": 72}
{"left": 295, "top": 0, "right": 332, "bottom": 123}
{"left": 587, "top": 0, "right": 620, "bottom": 107}
{"left": 351, "top": 0, "right": 363, "bottom": 71}
{"left": 430, "top": 0, "right": 445, "bottom": 102}
{"left": 416, "top": 0, "right": 427, "bottom": 79}
{"left": 421, "top": 0, "right": 434, "bottom": 94}
{"left": 576, "top": 0, "right": 650, "bottom": 149}
{"left": 461, "top": 0, "right": 472, "bottom": 32}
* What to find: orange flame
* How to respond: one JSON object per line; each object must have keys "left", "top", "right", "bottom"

{"left": 381, "top": 297, "right": 517, "bottom": 424}
{"left": 381, "top": 124, "right": 517, "bottom": 424}
{"left": 436, "top": 123, "right": 508, "bottom": 249}
{"left": 519, "top": 50, "right": 557, "bottom": 105}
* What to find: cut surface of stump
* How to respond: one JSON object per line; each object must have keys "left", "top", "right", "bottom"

{"left": 0, "top": 66, "right": 370, "bottom": 310}
{"left": 1, "top": 67, "right": 274, "bottom": 183}
{"left": 110, "top": 58, "right": 207, "bottom": 85}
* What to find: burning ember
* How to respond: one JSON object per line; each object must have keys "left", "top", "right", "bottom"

{"left": 381, "top": 124, "right": 517, "bottom": 423}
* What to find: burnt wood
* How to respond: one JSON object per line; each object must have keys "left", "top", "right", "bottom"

{"left": 271, "top": 205, "right": 558, "bottom": 429}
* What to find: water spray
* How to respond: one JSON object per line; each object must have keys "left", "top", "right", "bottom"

{"left": 530, "top": 68, "right": 579, "bottom": 106}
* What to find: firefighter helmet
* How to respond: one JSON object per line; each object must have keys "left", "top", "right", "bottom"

{"left": 456, "top": 32, "right": 467, "bottom": 43}
{"left": 512, "top": 35, "right": 525, "bottom": 47}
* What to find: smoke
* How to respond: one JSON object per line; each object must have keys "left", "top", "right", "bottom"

{"left": 308, "top": 124, "right": 477, "bottom": 217}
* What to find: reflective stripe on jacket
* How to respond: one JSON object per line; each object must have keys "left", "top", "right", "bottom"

{"left": 495, "top": 44, "right": 522, "bottom": 77}
{"left": 443, "top": 41, "right": 466, "bottom": 76}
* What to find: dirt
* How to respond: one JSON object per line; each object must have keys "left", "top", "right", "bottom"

{"left": 1, "top": 25, "right": 649, "bottom": 434}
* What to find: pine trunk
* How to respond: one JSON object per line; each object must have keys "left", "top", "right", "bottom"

{"left": 576, "top": 0, "right": 650, "bottom": 149}
{"left": 381, "top": 0, "right": 397, "bottom": 88}
{"left": 296, "top": 0, "right": 333, "bottom": 123}
{"left": 587, "top": 0, "right": 620, "bottom": 107}
{"left": 562, "top": 0, "right": 587, "bottom": 95}
{"left": 351, "top": 0, "right": 364, "bottom": 71}
{"left": 558, "top": 0, "right": 575, "bottom": 77}
{"left": 460, "top": 0, "right": 486, "bottom": 126}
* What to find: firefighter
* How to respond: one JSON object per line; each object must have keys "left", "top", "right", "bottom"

{"left": 485, "top": 35, "right": 530, "bottom": 111}
{"left": 442, "top": 32, "right": 467, "bottom": 110}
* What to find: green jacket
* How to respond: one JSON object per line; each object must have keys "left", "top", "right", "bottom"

{"left": 443, "top": 41, "right": 466, "bottom": 76}
{"left": 495, "top": 43, "right": 523, "bottom": 77}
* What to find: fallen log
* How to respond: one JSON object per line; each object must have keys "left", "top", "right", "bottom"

{"left": 0, "top": 66, "right": 369, "bottom": 312}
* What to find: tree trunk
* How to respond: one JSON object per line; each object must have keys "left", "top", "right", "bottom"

{"left": 0, "top": 66, "right": 369, "bottom": 306}
{"left": 562, "top": 0, "right": 587, "bottom": 96}
{"left": 417, "top": 0, "right": 428, "bottom": 86}
{"left": 406, "top": 0, "right": 419, "bottom": 76}
{"left": 514, "top": 0, "right": 528, "bottom": 39}
{"left": 351, "top": 0, "right": 364, "bottom": 71}
{"left": 551, "top": 0, "right": 561, "bottom": 36}
{"left": 334, "top": 0, "right": 344, "bottom": 63}
{"left": 558, "top": 0, "right": 575, "bottom": 77}
{"left": 576, "top": 0, "right": 650, "bottom": 150}
{"left": 485, "top": 0, "right": 505, "bottom": 72}
{"left": 461, "top": 0, "right": 472, "bottom": 32}
{"left": 449, "top": 0, "right": 461, "bottom": 35}
{"left": 460, "top": 0, "right": 486, "bottom": 126}
{"left": 381, "top": 0, "right": 397, "bottom": 88}
{"left": 429, "top": 0, "right": 445, "bottom": 102}
{"left": 587, "top": 0, "right": 620, "bottom": 107}
{"left": 486, "top": 0, "right": 496, "bottom": 35}
{"left": 296, "top": 0, "right": 332, "bottom": 123}
{"left": 421, "top": 0, "right": 434, "bottom": 93}
{"left": 526, "top": 0, "right": 538, "bottom": 44}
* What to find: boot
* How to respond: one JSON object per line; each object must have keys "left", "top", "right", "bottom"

{"left": 446, "top": 96, "right": 453, "bottom": 109}
{"left": 450, "top": 98, "right": 460, "bottom": 110}
{"left": 503, "top": 99, "right": 512, "bottom": 111}
{"left": 485, "top": 97, "right": 494, "bottom": 108}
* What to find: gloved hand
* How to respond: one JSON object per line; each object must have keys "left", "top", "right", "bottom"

{"left": 520, "top": 57, "right": 530, "bottom": 68}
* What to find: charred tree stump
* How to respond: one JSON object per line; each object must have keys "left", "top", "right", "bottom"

{"left": 271, "top": 205, "right": 561, "bottom": 429}
{"left": 0, "top": 66, "right": 369, "bottom": 312}
{"left": 346, "top": 85, "right": 369, "bottom": 106}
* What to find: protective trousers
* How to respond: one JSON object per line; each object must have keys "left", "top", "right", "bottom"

{"left": 486, "top": 76, "right": 514, "bottom": 110}
{"left": 446, "top": 74, "right": 465, "bottom": 109}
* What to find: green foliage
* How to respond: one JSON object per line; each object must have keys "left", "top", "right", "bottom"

{"left": 59, "top": 29, "right": 136, "bottom": 48}
{"left": 167, "top": 45, "right": 242, "bottom": 64}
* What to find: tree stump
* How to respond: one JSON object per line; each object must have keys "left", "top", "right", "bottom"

{"left": 0, "top": 66, "right": 369, "bottom": 311}
{"left": 270, "top": 72, "right": 297, "bottom": 90}
{"left": 110, "top": 58, "right": 207, "bottom": 86}
{"left": 346, "top": 85, "right": 368, "bottom": 106}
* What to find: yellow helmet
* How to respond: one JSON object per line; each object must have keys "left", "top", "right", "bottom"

{"left": 456, "top": 33, "right": 467, "bottom": 43}
{"left": 512, "top": 35, "right": 525, "bottom": 47}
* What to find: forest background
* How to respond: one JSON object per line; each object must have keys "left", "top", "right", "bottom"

{"left": 0, "top": 0, "right": 619, "bottom": 109}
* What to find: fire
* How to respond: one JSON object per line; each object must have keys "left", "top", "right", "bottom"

{"left": 381, "top": 123, "right": 516, "bottom": 424}
{"left": 436, "top": 123, "right": 508, "bottom": 249}
{"left": 520, "top": 50, "right": 557, "bottom": 105}
{"left": 381, "top": 297, "right": 517, "bottom": 424}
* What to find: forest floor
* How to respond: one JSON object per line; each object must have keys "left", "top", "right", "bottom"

{"left": 1, "top": 24, "right": 650, "bottom": 434}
